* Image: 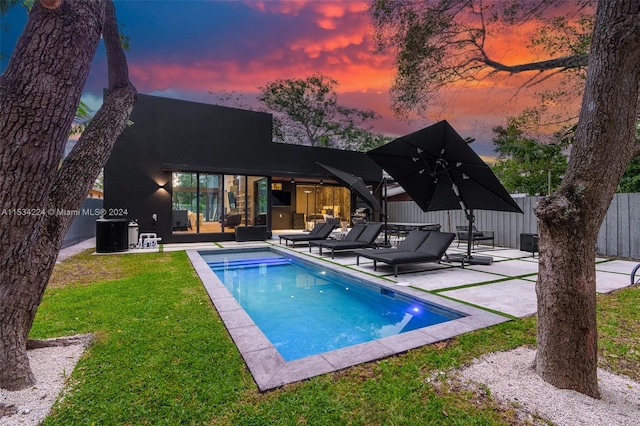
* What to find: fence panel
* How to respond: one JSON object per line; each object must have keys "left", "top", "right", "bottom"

{"left": 387, "top": 193, "right": 640, "bottom": 259}
{"left": 61, "top": 198, "right": 103, "bottom": 249}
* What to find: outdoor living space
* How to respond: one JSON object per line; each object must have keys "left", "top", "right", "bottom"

{"left": 17, "top": 236, "right": 639, "bottom": 425}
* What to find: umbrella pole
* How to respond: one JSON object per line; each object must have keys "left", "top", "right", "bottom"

{"left": 466, "top": 209, "right": 474, "bottom": 260}
{"left": 463, "top": 208, "right": 494, "bottom": 265}
{"left": 383, "top": 176, "right": 389, "bottom": 246}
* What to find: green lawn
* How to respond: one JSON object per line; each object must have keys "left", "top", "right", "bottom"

{"left": 34, "top": 250, "right": 639, "bottom": 425}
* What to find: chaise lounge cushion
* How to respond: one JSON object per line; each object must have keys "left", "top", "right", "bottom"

{"left": 354, "top": 230, "right": 430, "bottom": 260}
{"left": 394, "top": 230, "right": 431, "bottom": 251}
{"left": 308, "top": 223, "right": 366, "bottom": 253}
{"left": 354, "top": 231, "right": 456, "bottom": 276}
{"left": 310, "top": 223, "right": 383, "bottom": 257}
{"left": 341, "top": 224, "right": 367, "bottom": 241}
{"left": 417, "top": 231, "right": 455, "bottom": 258}
{"left": 279, "top": 222, "right": 336, "bottom": 246}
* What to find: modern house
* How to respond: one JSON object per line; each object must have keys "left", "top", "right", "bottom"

{"left": 103, "top": 94, "right": 382, "bottom": 243}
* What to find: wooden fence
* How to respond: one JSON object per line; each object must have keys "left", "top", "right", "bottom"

{"left": 386, "top": 193, "right": 640, "bottom": 259}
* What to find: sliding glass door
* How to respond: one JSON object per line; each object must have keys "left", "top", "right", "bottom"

{"left": 171, "top": 172, "right": 266, "bottom": 234}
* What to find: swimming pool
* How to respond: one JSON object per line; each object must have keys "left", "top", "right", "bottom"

{"left": 201, "top": 248, "right": 464, "bottom": 361}
{"left": 187, "top": 246, "right": 508, "bottom": 391}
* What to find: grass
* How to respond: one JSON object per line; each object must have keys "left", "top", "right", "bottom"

{"left": 34, "top": 250, "right": 639, "bottom": 425}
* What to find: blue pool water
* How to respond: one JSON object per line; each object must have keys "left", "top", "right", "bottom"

{"left": 202, "top": 249, "right": 464, "bottom": 361}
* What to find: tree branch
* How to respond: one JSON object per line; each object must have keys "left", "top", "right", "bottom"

{"left": 45, "top": 0, "right": 136, "bottom": 242}
{"left": 482, "top": 54, "right": 589, "bottom": 74}
{"left": 103, "top": 0, "right": 129, "bottom": 90}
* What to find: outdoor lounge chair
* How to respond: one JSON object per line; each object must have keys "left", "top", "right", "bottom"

{"left": 308, "top": 223, "right": 365, "bottom": 253}
{"left": 309, "top": 223, "right": 384, "bottom": 258}
{"left": 354, "top": 230, "right": 456, "bottom": 276}
{"left": 278, "top": 222, "right": 336, "bottom": 247}
{"left": 456, "top": 225, "right": 494, "bottom": 249}
{"left": 356, "top": 229, "right": 431, "bottom": 260}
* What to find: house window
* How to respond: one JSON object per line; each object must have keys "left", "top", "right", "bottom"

{"left": 171, "top": 172, "right": 266, "bottom": 234}
{"left": 171, "top": 172, "right": 197, "bottom": 233}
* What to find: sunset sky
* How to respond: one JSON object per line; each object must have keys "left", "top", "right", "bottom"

{"left": 0, "top": 0, "right": 581, "bottom": 158}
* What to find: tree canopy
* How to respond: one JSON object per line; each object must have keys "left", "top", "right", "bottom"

{"left": 370, "top": 0, "right": 594, "bottom": 122}
{"left": 491, "top": 119, "right": 567, "bottom": 195}
{"left": 257, "top": 74, "right": 390, "bottom": 150}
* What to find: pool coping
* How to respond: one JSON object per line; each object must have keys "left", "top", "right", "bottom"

{"left": 187, "top": 246, "right": 509, "bottom": 391}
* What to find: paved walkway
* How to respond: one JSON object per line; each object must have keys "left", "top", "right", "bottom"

{"left": 57, "top": 238, "right": 96, "bottom": 263}
{"left": 58, "top": 235, "right": 639, "bottom": 319}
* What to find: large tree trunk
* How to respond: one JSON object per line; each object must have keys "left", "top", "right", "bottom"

{"left": 534, "top": 0, "right": 640, "bottom": 398}
{"left": 0, "top": 0, "right": 136, "bottom": 391}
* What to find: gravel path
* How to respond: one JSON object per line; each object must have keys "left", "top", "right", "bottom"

{"left": 456, "top": 347, "right": 640, "bottom": 425}
{"left": 0, "top": 336, "right": 90, "bottom": 426}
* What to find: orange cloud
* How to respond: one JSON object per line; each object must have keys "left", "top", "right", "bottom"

{"left": 248, "top": 0, "right": 309, "bottom": 15}
{"left": 312, "top": 2, "right": 369, "bottom": 29}
{"left": 289, "top": 32, "right": 366, "bottom": 58}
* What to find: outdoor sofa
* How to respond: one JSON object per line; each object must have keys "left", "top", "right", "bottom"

{"left": 278, "top": 222, "right": 336, "bottom": 247}
{"left": 354, "top": 230, "right": 456, "bottom": 276}
{"left": 309, "top": 223, "right": 384, "bottom": 258}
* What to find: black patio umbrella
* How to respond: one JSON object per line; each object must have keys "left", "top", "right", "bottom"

{"left": 317, "top": 163, "right": 383, "bottom": 214}
{"left": 367, "top": 120, "right": 523, "bottom": 263}
{"left": 317, "top": 163, "right": 388, "bottom": 242}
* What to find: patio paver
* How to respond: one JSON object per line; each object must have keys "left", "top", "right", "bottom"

{"left": 440, "top": 279, "right": 537, "bottom": 318}
{"left": 595, "top": 259, "right": 638, "bottom": 275}
{"left": 391, "top": 267, "right": 504, "bottom": 291}
{"left": 466, "top": 258, "right": 539, "bottom": 277}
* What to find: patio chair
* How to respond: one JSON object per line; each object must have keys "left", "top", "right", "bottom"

{"left": 456, "top": 225, "right": 494, "bottom": 249}
{"left": 309, "top": 223, "right": 384, "bottom": 258}
{"left": 354, "top": 231, "right": 456, "bottom": 276}
{"left": 278, "top": 222, "right": 336, "bottom": 247}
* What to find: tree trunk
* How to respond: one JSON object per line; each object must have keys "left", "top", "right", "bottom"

{"left": 534, "top": 0, "right": 640, "bottom": 398}
{"left": 0, "top": 0, "right": 136, "bottom": 391}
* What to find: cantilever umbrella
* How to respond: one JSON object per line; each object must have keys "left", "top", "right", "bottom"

{"left": 367, "top": 120, "right": 523, "bottom": 263}
{"left": 317, "top": 163, "right": 383, "bottom": 213}
{"left": 318, "top": 163, "right": 390, "bottom": 244}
